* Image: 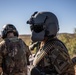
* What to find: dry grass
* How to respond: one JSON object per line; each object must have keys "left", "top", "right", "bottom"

{"left": 0, "top": 35, "right": 31, "bottom": 46}
{"left": 19, "top": 35, "right": 31, "bottom": 45}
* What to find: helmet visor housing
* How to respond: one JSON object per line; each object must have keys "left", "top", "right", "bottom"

{"left": 30, "top": 24, "right": 45, "bottom": 33}
{"left": 27, "top": 12, "right": 47, "bottom": 33}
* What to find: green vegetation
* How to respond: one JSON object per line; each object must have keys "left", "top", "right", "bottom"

{"left": 58, "top": 33, "right": 76, "bottom": 57}
{"left": 74, "top": 28, "right": 76, "bottom": 34}
{"left": 0, "top": 33, "right": 76, "bottom": 57}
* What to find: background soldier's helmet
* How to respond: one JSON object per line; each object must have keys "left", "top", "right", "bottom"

{"left": 1, "top": 24, "right": 19, "bottom": 39}
{"left": 27, "top": 11, "right": 59, "bottom": 41}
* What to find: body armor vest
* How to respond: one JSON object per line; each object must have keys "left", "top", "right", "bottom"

{"left": 2, "top": 37, "right": 28, "bottom": 74}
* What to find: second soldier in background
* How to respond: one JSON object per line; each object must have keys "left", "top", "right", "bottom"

{"left": 0, "top": 24, "right": 31, "bottom": 75}
{"left": 27, "top": 11, "right": 75, "bottom": 75}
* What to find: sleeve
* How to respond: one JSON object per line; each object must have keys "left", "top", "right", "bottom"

{"left": 26, "top": 45, "right": 32, "bottom": 56}
{"left": 22, "top": 41, "right": 32, "bottom": 65}
{"left": 26, "top": 45, "right": 31, "bottom": 65}
{"left": 0, "top": 44, "right": 3, "bottom": 67}
{"left": 19, "top": 38, "right": 32, "bottom": 56}
{"left": 49, "top": 40, "right": 75, "bottom": 74}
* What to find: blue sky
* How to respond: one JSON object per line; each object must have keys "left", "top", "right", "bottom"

{"left": 0, "top": 0, "right": 76, "bottom": 35}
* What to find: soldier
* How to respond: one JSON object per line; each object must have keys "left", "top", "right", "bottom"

{"left": 27, "top": 11, "right": 75, "bottom": 75}
{"left": 0, "top": 24, "right": 31, "bottom": 75}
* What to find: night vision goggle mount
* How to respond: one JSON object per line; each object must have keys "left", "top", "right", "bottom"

{"left": 26, "top": 11, "right": 48, "bottom": 33}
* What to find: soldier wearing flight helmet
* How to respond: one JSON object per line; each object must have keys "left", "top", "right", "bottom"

{"left": 0, "top": 24, "right": 31, "bottom": 75}
{"left": 27, "top": 11, "right": 75, "bottom": 75}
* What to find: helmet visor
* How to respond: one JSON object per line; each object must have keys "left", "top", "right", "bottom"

{"left": 30, "top": 24, "right": 44, "bottom": 33}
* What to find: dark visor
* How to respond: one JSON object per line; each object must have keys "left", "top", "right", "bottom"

{"left": 30, "top": 24, "right": 44, "bottom": 33}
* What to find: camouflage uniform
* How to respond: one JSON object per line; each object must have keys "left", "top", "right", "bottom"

{"left": 27, "top": 11, "right": 75, "bottom": 75}
{"left": 32, "top": 38, "right": 75, "bottom": 75}
{"left": 0, "top": 37, "right": 31, "bottom": 75}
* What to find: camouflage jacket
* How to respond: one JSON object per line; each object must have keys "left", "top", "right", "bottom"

{"left": 0, "top": 37, "right": 31, "bottom": 75}
{"left": 33, "top": 38, "right": 75, "bottom": 75}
